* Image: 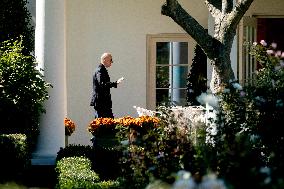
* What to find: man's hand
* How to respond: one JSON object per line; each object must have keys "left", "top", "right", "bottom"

{"left": 117, "top": 77, "right": 124, "bottom": 84}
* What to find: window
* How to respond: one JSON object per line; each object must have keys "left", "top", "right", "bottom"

{"left": 238, "top": 17, "right": 257, "bottom": 85}
{"left": 146, "top": 34, "right": 196, "bottom": 110}
{"left": 238, "top": 17, "right": 284, "bottom": 85}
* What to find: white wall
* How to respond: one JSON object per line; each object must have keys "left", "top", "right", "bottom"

{"left": 66, "top": 0, "right": 208, "bottom": 145}
{"left": 246, "top": 0, "right": 284, "bottom": 16}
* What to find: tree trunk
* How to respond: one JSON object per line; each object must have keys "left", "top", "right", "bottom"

{"left": 209, "top": 15, "right": 237, "bottom": 93}
{"left": 210, "top": 56, "right": 235, "bottom": 93}
{"left": 161, "top": 0, "right": 254, "bottom": 93}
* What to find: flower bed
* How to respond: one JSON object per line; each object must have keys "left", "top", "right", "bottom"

{"left": 87, "top": 116, "right": 160, "bottom": 145}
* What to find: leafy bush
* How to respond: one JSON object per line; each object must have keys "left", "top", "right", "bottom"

{"left": 56, "top": 144, "right": 94, "bottom": 162}
{"left": 92, "top": 145, "right": 122, "bottom": 181}
{"left": 190, "top": 41, "right": 284, "bottom": 189}
{"left": 187, "top": 44, "right": 207, "bottom": 105}
{"left": 0, "top": 0, "right": 34, "bottom": 54}
{"left": 0, "top": 134, "right": 31, "bottom": 182}
{"left": 55, "top": 156, "right": 100, "bottom": 189}
{"left": 116, "top": 109, "right": 197, "bottom": 189}
{"left": 0, "top": 38, "right": 51, "bottom": 150}
{"left": 56, "top": 143, "right": 122, "bottom": 181}
{"left": 245, "top": 41, "right": 284, "bottom": 188}
{"left": 206, "top": 82, "right": 265, "bottom": 189}
{"left": 55, "top": 156, "right": 120, "bottom": 189}
{"left": 93, "top": 180, "right": 120, "bottom": 189}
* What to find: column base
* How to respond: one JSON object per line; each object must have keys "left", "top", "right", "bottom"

{"left": 31, "top": 153, "right": 56, "bottom": 165}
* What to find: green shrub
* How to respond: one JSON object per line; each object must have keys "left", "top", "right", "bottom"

{"left": 93, "top": 180, "right": 120, "bottom": 189}
{"left": 187, "top": 44, "right": 207, "bottom": 105}
{"left": 55, "top": 156, "right": 100, "bottom": 189}
{"left": 55, "top": 156, "right": 120, "bottom": 189}
{"left": 0, "top": 134, "right": 31, "bottom": 181}
{"left": 206, "top": 82, "right": 264, "bottom": 189}
{"left": 92, "top": 145, "right": 122, "bottom": 181}
{"left": 0, "top": 181, "right": 28, "bottom": 189}
{"left": 56, "top": 144, "right": 94, "bottom": 162}
{"left": 190, "top": 41, "right": 284, "bottom": 189}
{"left": 116, "top": 109, "right": 196, "bottom": 189}
{"left": 56, "top": 143, "right": 122, "bottom": 181}
{"left": 246, "top": 41, "right": 284, "bottom": 188}
{"left": 0, "top": 38, "right": 51, "bottom": 150}
{"left": 0, "top": 0, "right": 34, "bottom": 54}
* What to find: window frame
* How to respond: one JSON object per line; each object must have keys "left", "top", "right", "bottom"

{"left": 146, "top": 33, "right": 196, "bottom": 110}
{"left": 238, "top": 16, "right": 257, "bottom": 85}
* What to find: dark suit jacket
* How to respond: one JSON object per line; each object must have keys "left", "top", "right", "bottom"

{"left": 90, "top": 64, "right": 117, "bottom": 113}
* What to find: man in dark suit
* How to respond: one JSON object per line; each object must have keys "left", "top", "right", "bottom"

{"left": 90, "top": 52, "right": 124, "bottom": 118}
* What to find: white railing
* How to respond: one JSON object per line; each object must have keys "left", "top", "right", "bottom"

{"left": 133, "top": 104, "right": 217, "bottom": 145}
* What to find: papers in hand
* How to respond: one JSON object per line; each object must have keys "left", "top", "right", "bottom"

{"left": 117, "top": 77, "right": 124, "bottom": 84}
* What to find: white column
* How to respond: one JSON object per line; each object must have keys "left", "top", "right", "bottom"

{"left": 32, "top": 0, "right": 66, "bottom": 165}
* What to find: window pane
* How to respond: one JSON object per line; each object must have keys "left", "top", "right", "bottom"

{"left": 155, "top": 40, "right": 189, "bottom": 107}
{"left": 156, "top": 42, "right": 169, "bottom": 65}
{"left": 171, "top": 42, "right": 188, "bottom": 65}
{"left": 156, "top": 89, "right": 170, "bottom": 106}
{"left": 156, "top": 66, "right": 170, "bottom": 88}
{"left": 156, "top": 42, "right": 188, "bottom": 65}
{"left": 156, "top": 89, "right": 187, "bottom": 106}
{"left": 171, "top": 89, "right": 187, "bottom": 106}
{"left": 171, "top": 66, "right": 188, "bottom": 88}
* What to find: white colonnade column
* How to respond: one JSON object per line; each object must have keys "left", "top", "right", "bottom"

{"left": 32, "top": 0, "right": 66, "bottom": 165}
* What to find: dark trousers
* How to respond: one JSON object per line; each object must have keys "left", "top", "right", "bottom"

{"left": 94, "top": 108, "right": 114, "bottom": 118}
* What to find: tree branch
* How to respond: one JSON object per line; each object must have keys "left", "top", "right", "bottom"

{"left": 228, "top": 0, "right": 254, "bottom": 30}
{"left": 162, "top": 0, "right": 218, "bottom": 59}
{"left": 205, "top": 0, "right": 221, "bottom": 18}
{"left": 222, "top": 0, "right": 233, "bottom": 14}
{"left": 205, "top": 0, "right": 222, "bottom": 10}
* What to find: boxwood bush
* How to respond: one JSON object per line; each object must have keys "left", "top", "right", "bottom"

{"left": 0, "top": 134, "right": 30, "bottom": 181}
{"left": 0, "top": 38, "right": 51, "bottom": 150}
{"left": 56, "top": 144, "right": 95, "bottom": 162}
{"left": 55, "top": 156, "right": 120, "bottom": 189}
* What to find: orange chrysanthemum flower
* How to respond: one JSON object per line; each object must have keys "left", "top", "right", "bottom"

{"left": 87, "top": 116, "right": 160, "bottom": 136}
{"left": 88, "top": 117, "right": 116, "bottom": 136}
{"left": 65, "top": 117, "right": 76, "bottom": 136}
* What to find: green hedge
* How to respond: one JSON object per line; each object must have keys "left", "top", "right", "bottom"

{"left": 56, "top": 144, "right": 94, "bottom": 162}
{"left": 0, "top": 38, "right": 51, "bottom": 150}
{"left": 55, "top": 156, "right": 120, "bottom": 189}
{"left": 0, "top": 0, "right": 34, "bottom": 54}
{"left": 0, "top": 134, "right": 30, "bottom": 181}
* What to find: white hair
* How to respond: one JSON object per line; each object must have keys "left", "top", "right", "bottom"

{"left": 100, "top": 52, "right": 111, "bottom": 63}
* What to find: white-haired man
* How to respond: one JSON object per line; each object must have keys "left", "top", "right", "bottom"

{"left": 90, "top": 52, "right": 124, "bottom": 118}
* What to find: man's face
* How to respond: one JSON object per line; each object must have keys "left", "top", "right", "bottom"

{"left": 104, "top": 55, "right": 113, "bottom": 68}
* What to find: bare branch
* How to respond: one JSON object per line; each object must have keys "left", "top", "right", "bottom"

{"left": 164, "top": 0, "right": 177, "bottom": 8}
{"left": 206, "top": 0, "right": 222, "bottom": 10}
{"left": 228, "top": 0, "right": 254, "bottom": 30}
{"left": 205, "top": 0, "right": 221, "bottom": 18}
{"left": 162, "top": 0, "right": 218, "bottom": 59}
{"left": 222, "top": 0, "right": 234, "bottom": 14}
